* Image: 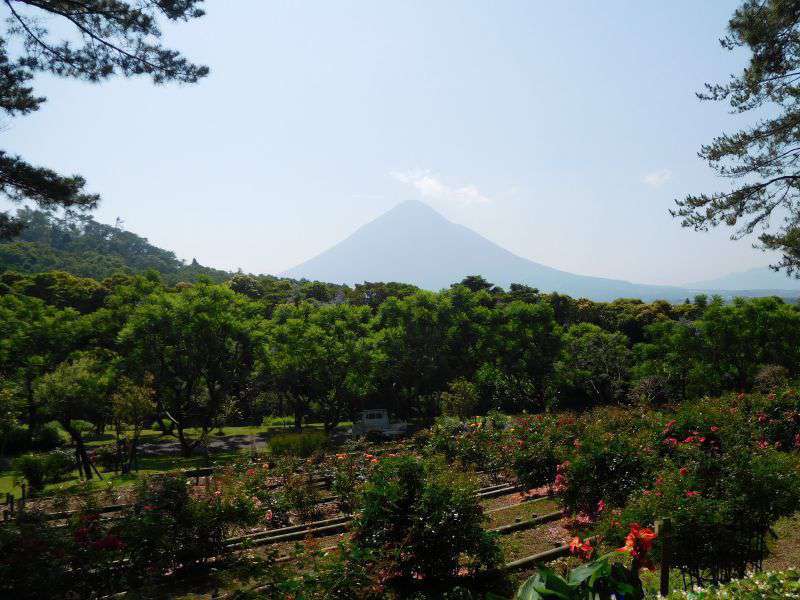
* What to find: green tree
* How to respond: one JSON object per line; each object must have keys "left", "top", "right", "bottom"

{"left": 486, "top": 300, "right": 562, "bottom": 406}
{"left": 0, "top": 293, "right": 83, "bottom": 440}
{"left": 0, "top": 1, "right": 208, "bottom": 239}
{"left": 556, "top": 323, "right": 631, "bottom": 406}
{"left": 112, "top": 376, "right": 155, "bottom": 471}
{"left": 119, "top": 282, "right": 261, "bottom": 456}
{"left": 673, "top": 0, "right": 800, "bottom": 275}
{"left": 35, "top": 352, "right": 116, "bottom": 479}
{"left": 264, "top": 302, "right": 376, "bottom": 432}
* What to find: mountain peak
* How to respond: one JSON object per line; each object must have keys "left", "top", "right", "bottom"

{"left": 381, "top": 199, "right": 447, "bottom": 221}
{"left": 282, "top": 202, "right": 800, "bottom": 301}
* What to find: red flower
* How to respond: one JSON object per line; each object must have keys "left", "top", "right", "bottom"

{"left": 663, "top": 437, "right": 678, "bottom": 448}
{"left": 246, "top": 468, "right": 256, "bottom": 477}
{"left": 679, "top": 467, "right": 688, "bottom": 477}
{"left": 597, "top": 499, "right": 606, "bottom": 513}
{"left": 143, "top": 505, "right": 156, "bottom": 511}
{"left": 757, "top": 439, "right": 769, "bottom": 450}
{"left": 617, "top": 523, "right": 657, "bottom": 563}
{"left": 685, "top": 490, "right": 700, "bottom": 498}
{"left": 569, "top": 536, "right": 594, "bottom": 560}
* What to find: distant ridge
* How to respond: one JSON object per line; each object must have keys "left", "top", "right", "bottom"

{"left": 686, "top": 266, "right": 800, "bottom": 291}
{"left": 284, "top": 200, "right": 797, "bottom": 302}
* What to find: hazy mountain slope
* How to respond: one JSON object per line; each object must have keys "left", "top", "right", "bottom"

{"left": 687, "top": 266, "right": 800, "bottom": 291}
{"left": 284, "top": 201, "right": 693, "bottom": 301}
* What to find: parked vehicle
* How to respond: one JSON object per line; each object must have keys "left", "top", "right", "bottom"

{"left": 351, "top": 409, "right": 408, "bottom": 439}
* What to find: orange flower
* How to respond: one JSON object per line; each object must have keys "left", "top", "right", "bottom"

{"left": 569, "top": 536, "right": 594, "bottom": 560}
{"left": 617, "top": 523, "right": 657, "bottom": 560}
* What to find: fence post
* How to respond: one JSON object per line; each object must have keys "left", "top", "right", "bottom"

{"left": 657, "top": 517, "right": 672, "bottom": 597}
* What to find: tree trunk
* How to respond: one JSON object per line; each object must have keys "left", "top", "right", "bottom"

{"left": 25, "top": 377, "right": 37, "bottom": 444}
{"left": 66, "top": 426, "right": 94, "bottom": 481}
{"left": 177, "top": 426, "right": 194, "bottom": 457}
{"left": 294, "top": 404, "right": 303, "bottom": 433}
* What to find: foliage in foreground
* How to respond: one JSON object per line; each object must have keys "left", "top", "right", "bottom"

{"left": 0, "top": 475, "right": 257, "bottom": 600}
{"left": 352, "top": 455, "right": 501, "bottom": 583}
{"left": 665, "top": 569, "right": 800, "bottom": 599}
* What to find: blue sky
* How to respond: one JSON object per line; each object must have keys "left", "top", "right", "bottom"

{"left": 3, "top": 0, "right": 780, "bottom": 285}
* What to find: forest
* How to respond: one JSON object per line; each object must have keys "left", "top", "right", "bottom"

{"left": 3, "top": 216, "right": 799, "bottom": 463}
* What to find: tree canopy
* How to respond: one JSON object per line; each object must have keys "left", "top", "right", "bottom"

{"left": 0, "top": 1, "right": 207, "bottom": 238}
{"left": 674, "top": 0, "right": 800, "bottom": 276}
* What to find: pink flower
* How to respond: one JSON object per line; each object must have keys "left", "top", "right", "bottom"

{"left": 597, "top": 499, "right": 606, "bottom": 513}
{"left": 685, "top": 491, "right": 700, "bottom": 498}
{"left": 757, "top": 439, "right": 770, "bottom": 449}
{"left": 710, "top": 426, "right": 720, "bottom": 433}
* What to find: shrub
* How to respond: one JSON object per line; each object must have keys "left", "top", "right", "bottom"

{"left": 602, "top": 448, "right": 800, "bottom": 586}
{"left": 262, "top": 415, "right": 295, "bottom": 429}
{"left": 34, "top": 421, "right": 65, "bottom": 451}
{"left": 0, "top": 512, "right": 76, "bottom": 599}
{"left": 13, "top": 454, "right": 47, "bottom": 492}
{"left": 120, "top": 474, "right": 254, "bottom": 581}
{"left": 269, "top": 431, "right": 327, "bottom": 458}
{"left": 352, "top": 455, "right": 500, "bottom": 582}
{"left": 754, "top": 364, "right": 790, "bottom": 394}
{"left": 440, "top": 378, "right": 479, "bottom": 418}
{"left": 92, "top": 443, "right": 123, "bottom": 471}
{"left": 508, "top": 413, "right": 579, "bottom": 490}
{"left": 0, "top": 424, "right": 31, "bottom": 455}
{"left": 43, "top": 448, "right": 75, "bottom": 480}
{"left": 13, "top": 449, "right": 73, "bottom": 492}
{"left": 665, "top": 569, "right": 800, "bottom": 599}
{"left": 0, "top": 421, "right": 63, "bottom": 456}
{"left": 556, "top": 409, "right": 660, "bottom": 515}
{"left": 425, "top": 413, "right": 508, "bottom": 474}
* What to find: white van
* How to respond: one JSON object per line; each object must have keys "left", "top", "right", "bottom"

{"left": 351, "top": 409, "right": 408, "bottom": 439}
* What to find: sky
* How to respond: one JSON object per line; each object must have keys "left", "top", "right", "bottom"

{"left": 2, "top": 0, "right": 784, "bottom": 286}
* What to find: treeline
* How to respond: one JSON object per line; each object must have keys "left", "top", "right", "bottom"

{"left": 0, "top": 208, "right": 246, "bottom": 285}
{"left": 2, "top": 267, "right": 800, "bottom": 473}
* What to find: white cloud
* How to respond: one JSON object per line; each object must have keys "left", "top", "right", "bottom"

{"left": 642, "top": 168, "right": 672, "bottom": 187}
{"left": 391, "top": 170, "right": 493, "bottom": 206}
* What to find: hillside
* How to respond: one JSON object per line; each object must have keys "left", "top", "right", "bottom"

{"left": 0, "top": 209, "right": 234, "bottom": 284}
